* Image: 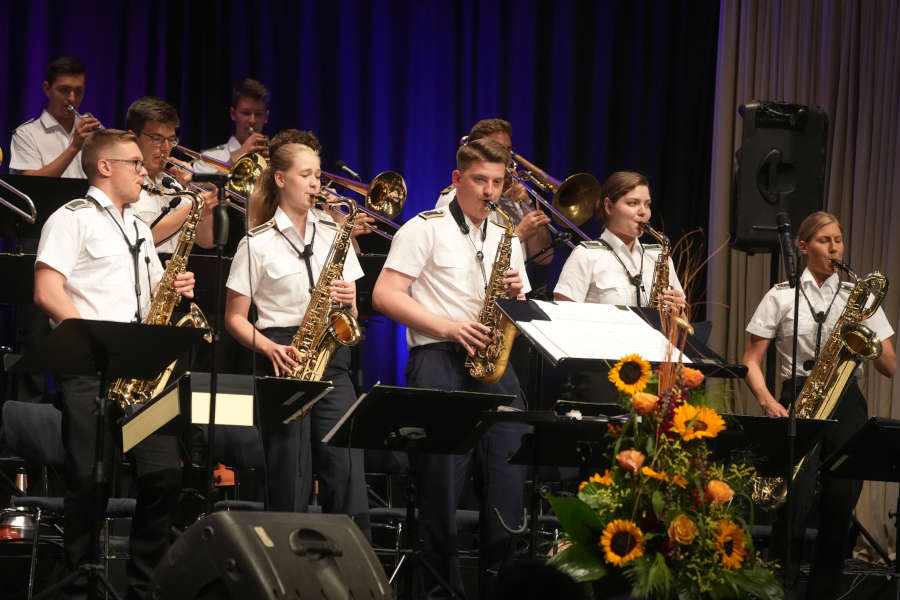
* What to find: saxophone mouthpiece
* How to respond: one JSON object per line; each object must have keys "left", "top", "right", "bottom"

{"left": 830, "top": 258, "right": 856, "bottom": 278}
{"left": 141, "top": 183, "right": 162, "bottom": 195}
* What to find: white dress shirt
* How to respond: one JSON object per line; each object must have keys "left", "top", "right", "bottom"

{"left": 35, "top": 186, "right": 164, "bottom": 325}
{"left": 193, "top": 136, "right": 241, "bottom": 174}
{"left": 436, "top": 187, "right": 530, "bottom": 257}
{"left": 383, "top": 206, "right": 531, "bottom": 348}
{"left": 555, "top": 228, "right": 682, "bottom": 305}
{"left": 746, "top": 268, "right": 894, "bottom": 379}
{"left": 226, "top": 206, "right": 364, "bottom": 330}
{"left": 9, "top": 109, "right": 87, "bottom": 178}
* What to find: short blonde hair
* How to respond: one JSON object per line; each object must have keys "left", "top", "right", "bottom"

{"left": 81, "top": 129, "right": 138, "bottom": 180}
{"left": 796, "top": 211, "right": 842, "bottom": 245}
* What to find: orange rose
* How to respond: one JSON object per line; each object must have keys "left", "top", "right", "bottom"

{"left": 682, "top": 367, "right": 705, "bottom": 390}
{"left": 630, "top": 392, "right": 660, "bottom": 415}
{"left": 705, "top": 480, "right": 734, "bottom": 503}
{"left": 616, "top": 449, "right": 646, "bottom": 473}
{"left": 667, "top": 514, "right": 697, "bottom": 545}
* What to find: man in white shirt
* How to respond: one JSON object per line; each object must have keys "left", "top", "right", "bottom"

{"left": 34, "top": 129, "right": 196, "bottom": 600}
{"left": 194, "top": 78, "right": 270, "bottom": 173}
{"left": 126, "top": 97, "right": 215, "bottom": 254}
{"left": 9, "top": 56, "right": 101, "bottom": 178}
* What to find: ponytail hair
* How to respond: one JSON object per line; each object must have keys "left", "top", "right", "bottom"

{"left": 248, "top": 142, "right": 318, "bottom": 228}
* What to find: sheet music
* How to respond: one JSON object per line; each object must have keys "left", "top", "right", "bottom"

{"left": 519, "top": 300, "right": 691, "bottom": 364}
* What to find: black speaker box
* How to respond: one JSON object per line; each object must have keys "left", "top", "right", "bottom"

{"left": 731, "top": 101, "right": 828, "bottom": 253}
{"left": 151, "top": 511, "right": 393, "bottom": 600}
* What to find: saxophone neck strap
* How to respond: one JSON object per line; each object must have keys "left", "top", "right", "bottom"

{"left": 276, "top": 223, "right": 317, "bottom": 294}
{"left": 88, "top": 195, "right": 145, "bottom": 322}
{"left": 799, "top": 280, "right": 841, "bottom": 370}
{"left": 598, "top": 236, "right": 646, "bottom": 306}
{"left": 450, "top": 198, "right": 488, "bottom": 289}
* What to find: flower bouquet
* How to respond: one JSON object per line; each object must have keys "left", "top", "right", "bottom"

{"left": 548, "top": 354, "right": 782, "bottom": 599}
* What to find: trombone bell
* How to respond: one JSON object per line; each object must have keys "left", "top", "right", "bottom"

{"left": 366, "top": 171, "right": 407, "bottom": 220}
{"left": 552, "top": 173, "right": 601, "bottom": 228}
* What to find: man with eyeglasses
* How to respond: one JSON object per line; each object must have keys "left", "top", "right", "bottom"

{"left": 126, "top": 96, "right": 215, "bottom": 254}
{"left": 34, "top": 129, "right": 196, "bottom": 599}
{"left": 9, "top": 56, "right": 101, "bottom": 178}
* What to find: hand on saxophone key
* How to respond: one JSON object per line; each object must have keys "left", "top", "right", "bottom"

{"left": 662, "top": 288, "right": 686, "bottom": 313}
{"left": 502, "top": 268, "right": 525, "bottom": 299}
{"left": 171, "top": 270, "right": 195, "bottom": 299}
{"left": 264, "top": 340, "right": 300, "bottom": 377}
{"left": 448, "top": 321, "right": 492, "bottom": 356}
{"left": 328, "top": 279, "right": 355, "bottom": 307}
{"left": 761, "top": 397, "right": 789, "bottom": 418}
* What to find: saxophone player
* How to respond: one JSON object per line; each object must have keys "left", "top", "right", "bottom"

{"left": 373, "top": 138, "right": 529, "bottom": 599}
{"left": 33, "top": 129, "right": 195, "bottom": 599}
{"left": 741, "top": 211, "right": 895, "bottom": 599}
{"left": 223, "top": 143, "right": 368, "bottom": 529}
{"left": 553, "top": 171, "right": 686, "bottom": 402}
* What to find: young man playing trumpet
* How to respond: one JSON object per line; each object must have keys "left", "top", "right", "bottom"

{"left": 126, "top": 96, "right": 215, "bottom": 253}
{"left": 374, "top": 138, "right": 530, "bottom": 599}
{"left": 194, "top": 78, "right": 271, "bottom": 174}
{"left": 9, "top": 56, "right": 101, "bottom": 178}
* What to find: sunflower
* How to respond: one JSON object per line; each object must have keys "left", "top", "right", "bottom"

{"left": 671, "top": 404, "right": 726, "bottom": 441}
{"left": 608, "top": 353, "right": 652, "bottom": 394}
{"left": 599, "top": 520, "right": 645, "bottom": 566}
{"left": 591, "top": 470, "right": 613, "bottom": 485}
{"left": 715, "top": 519, "right": 748, "bottom": 570}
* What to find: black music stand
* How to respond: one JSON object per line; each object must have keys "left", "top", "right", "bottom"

{"left": 823, "top": 417, "right": 900, "bottom": 595}
{"left": 0, "top": 252, "right": 35, "bottom": 304}
{"left": 323, "top": 384, "right": 512, "bottom": 600}
{"left": 12, "top": 319, "right": 205, "bottom": 600}
{"left": 254, "top": 376, "right": 333, "bottom": 432}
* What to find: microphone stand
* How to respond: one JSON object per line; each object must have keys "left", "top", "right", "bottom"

{"left": 526, "top": 232, "right": 570, "bottom": 265}
{"left": 194, "top": 172, "right": 231, "bottom": 513}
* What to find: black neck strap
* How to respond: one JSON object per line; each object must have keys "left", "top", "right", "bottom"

{"left": 598, "top": 235, "right": 646, "bottom": 306}
{"left": 89, "top": 196, "right": 145, "bottom": 321}
{"left": 799, "top": 279, "right": 841, "bottom": 370}
{"left": 276, "top": 222, "right": 316, "bottom": 294}
{"left": 449, "top": 198, "right": 489, "bottom": 288}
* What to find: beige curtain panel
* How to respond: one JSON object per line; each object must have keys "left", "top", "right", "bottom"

{"left": 708, "top": 0, "right": 900, "bottom": 557}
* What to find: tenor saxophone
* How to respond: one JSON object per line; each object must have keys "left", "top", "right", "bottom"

{"left": 108, "top": 185, "right": 212, "bottom": 409}
{"left": 287, "top": 196, "right": 362, "bottom": 381}
{"left": 751, "top": 260, "right": 888, "bottom": 510}
{"left": 465, "top": 201, "right": 518, "bottom": 384}
{"left": 641, "top": 223, "right": 693, "bottom": 333}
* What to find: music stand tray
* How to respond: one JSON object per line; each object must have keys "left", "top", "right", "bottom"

{"left": 710, "top": 414, "right": 836, "bottom": 477}
{"left": 255, "top": 376, "right": 333, "bottom": 432}
{"left": 120, "top": 374, "right": 192, "bottom": 453}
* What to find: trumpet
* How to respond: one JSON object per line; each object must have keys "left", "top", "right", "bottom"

{"left": 320, "top": 169, "right": 407, "bottom": 239}
{"left": 0, "top": 147, "right": 37, "bottom": 224}
{"left": 65, "top": 104, "right": 103, "bottom": 130}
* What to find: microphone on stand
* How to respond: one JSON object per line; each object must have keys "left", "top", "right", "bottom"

{"left": 336, "top": 160, "right": 362, "bottom": 181}
{"left": 776, "top": 211, "right": 797, "bottom": 287}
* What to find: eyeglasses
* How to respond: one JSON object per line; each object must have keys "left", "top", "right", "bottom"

{"left": 139, "top": 131, "right": 179, "bottom": 147}
{"left": 105, "top": 158, "right": 145, "bottom": 173}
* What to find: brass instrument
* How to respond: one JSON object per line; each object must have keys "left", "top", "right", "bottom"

{"left": 0, "top": 148, "right": 37, "bottom": 224}
{"left": 174, "top": 145, "right": 267, "bottom": 209}
{"left": 287, "top": 195, "right": 363, "bottom": 380}
{"left": 465, "top": 201, "right": 518, "bottom": 384}
{"left": 65, "top": 104, "right": 103, "bottom": 129}
{"left": 321, "top": 170, "right": 407, "bottom": 239}
{"left": 641, "top": 223, "right": 694, "bottom": 333}
{"left": 165, "top": 159, "right": 248, "bottom": 214}
{"left": 752, "top": 259, "right": 888, "bottom": 510}
{"left": 107, "top": 186, "right": 212, "bottom": 408}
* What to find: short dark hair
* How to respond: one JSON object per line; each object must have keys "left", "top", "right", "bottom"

{"left": 125, "top": 97, "right": 180, "bottom": 133}
{"left": 468, "top": 118, "right": 512, "bottom": 142}
{"left": 81, "top": 129, "right": 138, "bottom": 180}
{"left": 45, "top": 56, "right": 85, "bottom": 86}
{"left": 456, "top": 138, "right": 510, "bottom": 172}
{"left": 269, "top": 129, "right": 321, "bottom": 155}
{"left": 232, "top": 78, "right": 269, "bottom": 107}
{"left": 597, "top": 171, "right": 651, "bottom": 223}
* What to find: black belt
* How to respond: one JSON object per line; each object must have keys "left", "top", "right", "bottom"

{"left": 410, "top": 341, "right": 464, "bottom": 354}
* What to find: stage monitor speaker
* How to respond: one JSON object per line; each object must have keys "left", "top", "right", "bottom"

{"left": 731, "top": 101, "right": 828, "bottom": 253}
{"left": 151, "top": 511, "right": 393, "bottom": 600}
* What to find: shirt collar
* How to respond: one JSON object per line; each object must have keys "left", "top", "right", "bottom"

{"left": 86, "top": 185, "right": 114, "bottom": 208}
{"left": 39, "top": 108, "right": 79, "bottom": 133}
{"left": 226, "top": 136, "right": 241, "bottom": 152}
{"left": 800, "top": 268, "right": 839, "bottom": 293}
{"left": 600, "top": 227, "right": 642, "bottom": 254}
{"left": 274, "top": 205, "right": 320, "bottom": 235}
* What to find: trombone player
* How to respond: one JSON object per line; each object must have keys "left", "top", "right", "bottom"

{"left": 436, "top": 119, "right": 553, "bottom": 266}
{"left": 126, "top": 97, "right": 215, "bottom": 253}
{"left": 194, "top": 78, "right": 271, "bottom": 174}
{"left": 9, "top": 56, "right": 100, "bottom": 179}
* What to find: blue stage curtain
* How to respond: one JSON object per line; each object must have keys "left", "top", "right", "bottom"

{"left": 1, "top": 0, "right": 720, "bottom": 387}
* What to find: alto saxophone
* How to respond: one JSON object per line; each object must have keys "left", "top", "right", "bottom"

{"left": 287, "top": 196, "right": 362, "bottom": 380}
{"left": 466, "top": 201, "right": 518, "bottom": 384}
{"left": 752, "top": 259, "right": 888, "bottom": 510}
{"left": 641, "top": 223, "right": 693, "bottom": 333}
{"left": 108, "top": 185, "right": 212, "bottom": 409}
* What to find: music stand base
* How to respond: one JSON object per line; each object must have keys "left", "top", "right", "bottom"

{"left": 32, "top": 563, "right": 123, "bottom": 600}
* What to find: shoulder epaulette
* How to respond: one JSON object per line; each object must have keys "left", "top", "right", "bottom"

{"left": 839, "top": 281, "right": 855, "bottom": 292}
{"left": 248, "top": 219, "right": 275, "bottom": 237}
{"left": 418, "top": 209, "right": 446, "bottom": 220}
{"left": 643, "top": 243, "right": 662, "bottom": 251}
{"left": 439, "top": 184, "right": 455, "bottom": 195}
{"left": 14, "top": 117, "right": 36, "bottom": 130}
{"left": 318, "top": 219, "right": 340, "bottom": 232}
{"left": 774, "top": 281, "right": 791, "bottom": 290}
{"left": 579, "top": 240, "right": 608, "bottom": 249}
{"left": 65, "top": 198, "right": 93, "bottom": 211}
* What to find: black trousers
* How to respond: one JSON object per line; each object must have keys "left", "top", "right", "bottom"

{"left": 406, "top": 342, "right": 529, "bottom": 600}
{"left": 774, "top": 376, "right": 867, "bottom": 600}
{"left": 60, "top": 376, "right": 181, "bottom": 600}
{"left": 259, "top": 328, "right": 367, "bottom": 523}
